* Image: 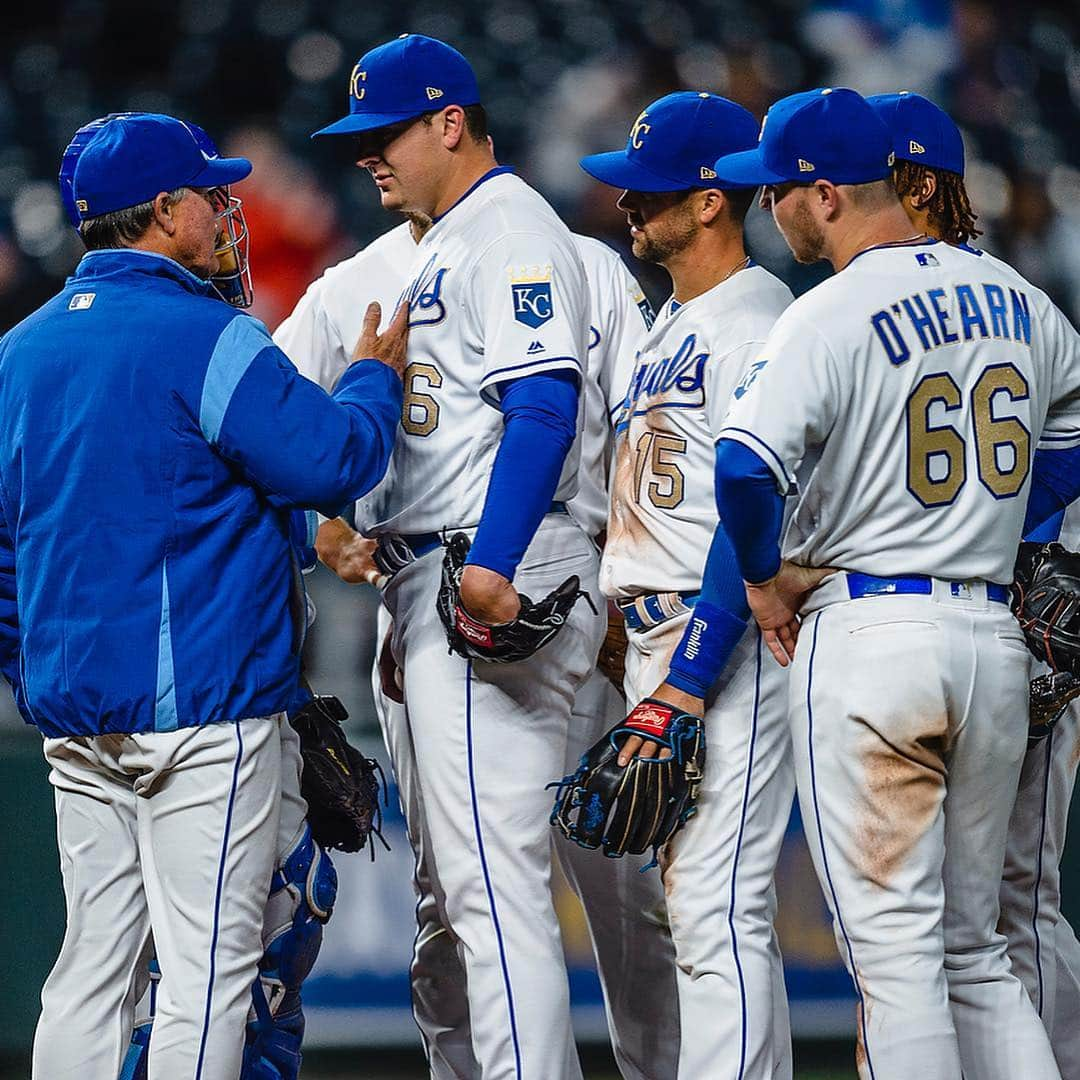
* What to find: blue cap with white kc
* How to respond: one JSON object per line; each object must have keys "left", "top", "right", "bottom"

{"left": 70, "top": 113, "right": 251, "bottom": 220}
{"left": 580, "top": 92, "right": 759, "bottom": 192}
{"left": 712, "top": 87, "right": 893, "bottom": 188}
{"left": 866, "top": 91, "right": 965, "bottom": 176}
{"left": 313, "top": 34, "right": 480, "bottom": 138}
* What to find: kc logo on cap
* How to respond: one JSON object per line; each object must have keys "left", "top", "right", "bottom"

{"left": 350, "top": 65, "right": 366, "bottom": 101}
{"left": 630, "top": 110, "right": 651, "bottom": 150}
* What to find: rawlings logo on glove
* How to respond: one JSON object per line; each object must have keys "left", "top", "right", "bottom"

{"left": 436, "top": 532, "right": 590, "bottom": 664}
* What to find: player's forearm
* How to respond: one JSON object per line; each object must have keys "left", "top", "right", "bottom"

{"left": 666, "top": 522, "right": 751, "bottom": 698}
{"left": 467, "top": 371, "right": 579, "bottom": 581}
{"left": 713, "top": 438, "right": 785, "bottom": 584}
{"left": 1024, "top": 445, "right": 1080, "bottom": 539}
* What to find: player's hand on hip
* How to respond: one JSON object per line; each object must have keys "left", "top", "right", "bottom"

{"left": 616, "top": 682, "right": 701, "bottom": 766}
{"left": 459, "top": 564, "right": 521, "bottom": 625}
{"left": 746, "top": 561, "right": 833, "bottom": 667}
{"left": 352, "top": 300, "right": 409, "bottom": 379}
{"left": 316, "top": 517, "right": 385, "bottom": 586}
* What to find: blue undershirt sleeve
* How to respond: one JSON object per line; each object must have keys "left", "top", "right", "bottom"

{"left": 466, "top": 370, "right": 580, "bottom": 581}
{"left": 714, "top": 438, "right": 785, "bottom": 584}
{"left": 1024, "top": 445, "right": 1080, "bottom": 538}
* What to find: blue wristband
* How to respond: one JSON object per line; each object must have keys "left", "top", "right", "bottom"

{"left": 666, "top": 601, "right": 748, "bottom": 698}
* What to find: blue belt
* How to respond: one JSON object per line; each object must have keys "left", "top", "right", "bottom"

{"left": 617, "top": 590, "right": 701, "bottom": 632}
{"left": 845, "top": 573, "right": 1008, "bottom": 604}
{"left": 395, "top": 501, "right": 570, "bottom": 562}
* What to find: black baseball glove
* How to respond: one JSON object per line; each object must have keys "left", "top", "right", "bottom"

{"left": 436, "top": 532, "right": 591, "bottom": 664}
{"left": 1011, "top": 541, "right": 1080, "bottom": 675}
{"left": 1028, "top": 670, "right": 1080, "bottom": 747}
{"left": 289, "top": 695, "right": 388, "bottom": 856}
{"left": 549, "top": 696, "right": 706, "bottom": 865}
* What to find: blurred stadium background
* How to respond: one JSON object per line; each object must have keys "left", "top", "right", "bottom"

{"left": 1, "top": 0, "right": 1079, "bottom": 1077}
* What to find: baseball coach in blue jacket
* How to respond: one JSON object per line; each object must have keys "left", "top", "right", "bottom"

{"left": 0, "top": 113, "right": 406, "bottom": 1080}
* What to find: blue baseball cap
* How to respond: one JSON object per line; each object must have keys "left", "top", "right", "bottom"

{"left": 713, "top": 87, "right": 894, "bottom": 188}
{"left": 579, "top": 92, "right": 759, "bottom": 192}
{"left": 866, "top": 92, "right": 965, "bottom": 176}
{"left": 70, "top": 113, "right": 251, "bottom": 220}
{"left": 313, "top": 34, "right": 480, "bottom": 138}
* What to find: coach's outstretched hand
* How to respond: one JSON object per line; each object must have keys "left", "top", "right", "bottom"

{"left": 352, "top": 300, "right": 409, "bottom": 380}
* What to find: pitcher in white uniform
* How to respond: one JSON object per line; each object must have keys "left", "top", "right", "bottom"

{"left": 713, "top": 86, "right": 1076, "bottom": 1080}
{"left": 275, "top": 215, "right": 681, "bottom": 1078}
{"left": 311, "top": 35, "right": 606, "bottom": 1079}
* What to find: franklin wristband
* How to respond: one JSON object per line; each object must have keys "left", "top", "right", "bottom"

{"left": 666, "top": 600, "right": 748, "bottom": 698}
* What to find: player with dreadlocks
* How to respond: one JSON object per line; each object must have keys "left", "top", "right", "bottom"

{"left": 870, "top": 89, "right": 1080, "bottom": 1077}
{"left": 867, "top": 91, "right": 980, "bottom": 246}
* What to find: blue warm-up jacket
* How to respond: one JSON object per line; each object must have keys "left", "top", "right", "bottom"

{"left": 0, "top": 249, "right": 401, "bottom": 737}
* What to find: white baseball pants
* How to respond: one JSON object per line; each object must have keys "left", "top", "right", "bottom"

{"left": 32, "top": 716, "right": 283, "bottom": 1080}
{"left": 624, "top": 611, "right": 794, "bottom": 1080}
{"left": 374, "top": 601, "right": 681, "bottom": 1080}
{"left": 383, "top": 514, "right": 605, "bottom": 1080}
{"left": 1000, "top": 695, "right": 1080, "bottom": 1078}
{"left": 791, "top": 576, "right": 1059, "bottom": 1080}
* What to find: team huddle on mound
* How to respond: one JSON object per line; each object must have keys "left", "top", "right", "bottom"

{"left": 4, "top": 28, "right": 1080, "bottom": 1080}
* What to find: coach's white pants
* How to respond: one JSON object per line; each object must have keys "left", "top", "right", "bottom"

{"left": 792, "top": 578, "right": 1059, "bottom": 1080}
{"left": 384, "top": 514, "right": 605, "bottom": 1080}
{"left": 624, "top": 612, "right": 794, "bottom": 1080}
{"left": 32, "top": 716, "right": 283, "bottom": 1080}
{"left": 1000, "top": 694, "right": 1080, "bottom": 1078}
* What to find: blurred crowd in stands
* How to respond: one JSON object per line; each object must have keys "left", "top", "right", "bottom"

{"left": 2, "top": 0, "right": 1078, "bottom": 332}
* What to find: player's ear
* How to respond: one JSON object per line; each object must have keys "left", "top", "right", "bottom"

{"left": 698, "top": 189, "right": 724, "bottom": 225}
{"left": 912, "top": 169, "right": 937, "bottom": 210}
{"left": 815, "top": 180, "right": 841, "bottom": 221}
{"left": 151, "top": 191, "right": 179, "bottom": 236}
{"left": 441, "top": 106, "right": 467, "bottom": 151}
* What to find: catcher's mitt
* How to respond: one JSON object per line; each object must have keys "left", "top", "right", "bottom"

{"left": 549, "top": 696, "right": 705, "bottom": 865}
{"left": 1028, "top": 671, "right": 1080, "bottom": 747}
{"left": 1011, "top": 542, "right": 1080, "bottom": 675}
{"left": 436, "top": 532, "right": 591, "bottom": 664}
{"left": 289, "top": 695, "right": 388, "bottom": 856}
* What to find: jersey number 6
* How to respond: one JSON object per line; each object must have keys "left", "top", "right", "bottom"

{"left": 906, "top": 362, "right": 1030, "bottom": 507}
{"left": 401, "top": 362, "right": 442, "bottom": 436}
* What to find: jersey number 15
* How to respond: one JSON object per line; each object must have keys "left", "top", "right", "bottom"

{"left": 906, "top": 362, "right": 1030, "bottom": 507}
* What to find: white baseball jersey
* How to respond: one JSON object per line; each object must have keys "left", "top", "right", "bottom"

{"left": 601, "top": 264, "right": 793, "bottom": 597}
{"left": 721, "top": 240, "right": 1080, "bottom": 583}
{"left": 373, "top": 171, "right": 589, "bottom": 535}
{"left": 274, "top": 218, "right": 648, "bottom": 539}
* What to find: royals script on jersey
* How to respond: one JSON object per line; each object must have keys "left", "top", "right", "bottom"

{"left": 375, "top": 169, "right": 590, "bottom": 535}
{"left": 273, "top": 220, "right": 647, "bottom": 537}
{"left": 721, "top": 239, "right": 1080, "bottom": 583}
{"left": 602, "top": 264, "right": 793, "bottom": 597}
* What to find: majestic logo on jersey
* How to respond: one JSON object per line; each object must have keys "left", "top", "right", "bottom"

{"left": 624, "top": 332, "right": 708, "bottom": 416}
{"left": 733, "top": 359, "right": 768, "bottom": 400}
{"left": 509, "top": 265, "right": 554, "bottom": 329}
{"left": 527, "top": 340, "right": 546, "bottom": 354}
{"left": 401, "top": 253, "right": 449, "bottom": 327}
{"left": 629, "top": 110, "right": 651, "bottom": 150}
{"left": 909, "top": 139, "right": 926, "bottom": 155}
{"left": 797, "top": 158, "right": 815, "bottom": 173}
{"left": 349, "top": 65, "right": 367, "bottom": 100}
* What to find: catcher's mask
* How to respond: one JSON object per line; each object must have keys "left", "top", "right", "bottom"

{"left": 204, "top": 184, "right": 253, "bottom": 308}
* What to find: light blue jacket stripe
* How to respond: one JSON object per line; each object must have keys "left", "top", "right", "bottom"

{"left": 199, "top": 316, "right": 271, "bottom": 444}
{"left": 155, "top": 560, "right": 178, "bottom": 732}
